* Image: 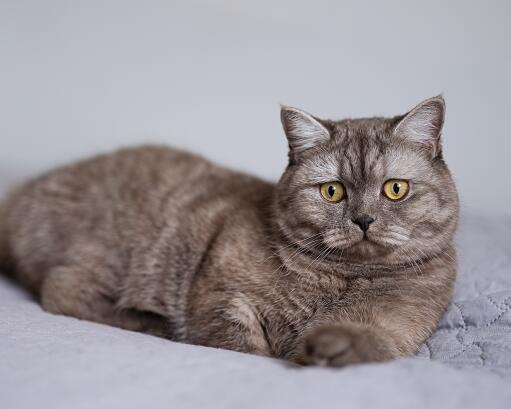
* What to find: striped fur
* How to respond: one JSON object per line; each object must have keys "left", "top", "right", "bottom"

{"left": 0, "top": 96, "right": 458, "bottom": 366}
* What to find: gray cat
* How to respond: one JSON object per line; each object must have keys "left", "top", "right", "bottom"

{"left": 0, "top": 95, "right": 458, "bottom": 366}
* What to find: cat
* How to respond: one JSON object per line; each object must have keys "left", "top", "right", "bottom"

{"left": 0, "top": 95, "right": 459, "bottom": 366}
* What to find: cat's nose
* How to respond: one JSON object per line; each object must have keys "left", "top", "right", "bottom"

{"left": 352, "top": 215, "right": 375, "bottom": 232}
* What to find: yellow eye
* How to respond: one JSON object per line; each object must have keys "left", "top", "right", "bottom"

{"left": 320, "top": 182, "right": 345, "bottom": 202}
{"left": 383, "top": 179, "right": 409, "bottom": 201}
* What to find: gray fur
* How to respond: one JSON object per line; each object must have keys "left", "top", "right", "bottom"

{"left": 0, "top": 96, "right": 459, "bottom": 366}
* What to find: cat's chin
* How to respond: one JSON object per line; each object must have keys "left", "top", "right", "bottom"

{"left": 347, "top": 238, "right": 387, "bottom": 256}
{"left": 339, "top": 237, "right": 406, "bottom": 265}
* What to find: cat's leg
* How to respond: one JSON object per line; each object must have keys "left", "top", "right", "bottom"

{"left": 293, "top": 295, "right": 446, "bottom": 367}
{"left": 292, "top": 269, "right": 453, "bottom": 367}
{"left": 40, "top": 266, "right": 170, "bottom": 337}
{"left": 186, "top": 317, "right": 272, "bottom": 357}
{"left": 184, "top": 296, "right": 272, "bottom": 356}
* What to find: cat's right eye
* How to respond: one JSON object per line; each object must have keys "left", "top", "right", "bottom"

{"left": 320, "top": 182, "right": 345, "bottom": 202}
{"left": 383, "top": 179, "right": 409, "bottom": 201}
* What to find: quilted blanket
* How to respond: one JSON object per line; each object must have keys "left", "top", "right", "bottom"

{"left": 1, "top": 212, "right": 510, "bottom": 409}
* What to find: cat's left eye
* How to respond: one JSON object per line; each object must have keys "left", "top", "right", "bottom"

{"left": 383, "top": 179, "right": 409, "bottom": 201}
{"left": 320, "top": 182, "right": 345, "bottom": 202}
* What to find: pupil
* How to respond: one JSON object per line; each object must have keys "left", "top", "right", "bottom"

{"left": 328, "top": 186, "right": 336, "bottom": 197}
{"left": 393, "top": 183, "right": 400, "bottom": 194}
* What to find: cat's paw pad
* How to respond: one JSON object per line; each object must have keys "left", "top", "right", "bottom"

{"left": 299, "top": 325, "right": 389, "bottom": 367}
{"left": 300, "top": 327, "right": 359, "bottom": 367}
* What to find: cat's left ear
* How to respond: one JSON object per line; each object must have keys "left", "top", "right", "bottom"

{"left": 280, "top": 105, "right": 330, "bottom": 160}
{"left": 394, "top": 95, "right": 445, "bottom": 158}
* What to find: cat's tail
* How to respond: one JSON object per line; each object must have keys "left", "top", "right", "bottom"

{"left": 0, "top": 200, "right": 9, "bottom": 270}
{"left": 0, "top": 192, "right": 15, "bottom": 275}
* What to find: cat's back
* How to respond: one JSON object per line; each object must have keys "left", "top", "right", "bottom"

{"left": 4, "top": 145, "right": 274, "bottom": 290}
{"left": 9, "top": 144, "right": 270, "bottom": 217}
{"left": 7, "top": 145, "right": 216, "bottom": 226}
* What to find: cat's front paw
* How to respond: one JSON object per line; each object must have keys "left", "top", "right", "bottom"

{"left": 297, "top": 325, "right": 393, "bottom": 367}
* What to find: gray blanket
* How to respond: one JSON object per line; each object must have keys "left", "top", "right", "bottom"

{"left": 1, "top": 212, "right": 510, "bottom": 409}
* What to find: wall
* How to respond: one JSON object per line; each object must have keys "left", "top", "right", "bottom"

{"left": 1, "top": 0, "right": 509, "bottom": 215}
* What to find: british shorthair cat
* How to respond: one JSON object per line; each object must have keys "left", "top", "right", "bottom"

{"left": 0, "top": 96, "right": 458, "bottom": 366}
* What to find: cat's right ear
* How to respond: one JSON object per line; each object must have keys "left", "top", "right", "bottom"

{"left": 280, "top": 105, "right": 330, "bottom": 160}
{"left": 393, "top": 95, "right": 446, "bottom": 159}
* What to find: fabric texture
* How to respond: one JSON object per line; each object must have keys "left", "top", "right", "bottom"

{"left": 1, "top": 212, "right": 510, "bottom": 409}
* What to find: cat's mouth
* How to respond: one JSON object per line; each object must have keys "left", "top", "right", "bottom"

{"left": 352, "top": 236, "right": 381, "bottom": 249}
{"left": 340, "top": 232, "right": 408, "bottom": 256}
{"left": 322, "top": 229, "right": 409, "bottom": 256}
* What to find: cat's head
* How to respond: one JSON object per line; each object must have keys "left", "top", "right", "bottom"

{"left": 274, "top": 96, "right": 459, "bottom": 268}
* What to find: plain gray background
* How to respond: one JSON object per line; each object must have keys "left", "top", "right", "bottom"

{"left": 1, "top": 0, "right": 509, "bottom": 215}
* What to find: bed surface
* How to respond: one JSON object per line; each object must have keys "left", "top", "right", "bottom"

{"left": 1, "top": 212, "right": 510, "bottom": 409}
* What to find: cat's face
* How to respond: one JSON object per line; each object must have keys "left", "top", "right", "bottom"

{"left": 274, "top": 96, "right": 459, "bottom": 267}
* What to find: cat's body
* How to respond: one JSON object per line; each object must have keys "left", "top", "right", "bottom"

{"left": 0, "top": 96, "right": 459, "bottom": 366}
